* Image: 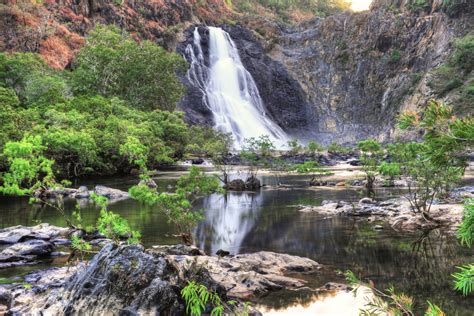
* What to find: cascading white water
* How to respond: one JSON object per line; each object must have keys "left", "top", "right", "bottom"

{"left": 186, "top": 26, "right": 288, "bottom": 149}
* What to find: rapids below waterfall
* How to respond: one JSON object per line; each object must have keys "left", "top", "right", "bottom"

{"left": 185, "top": 27, "right": 289, "bottom": 149}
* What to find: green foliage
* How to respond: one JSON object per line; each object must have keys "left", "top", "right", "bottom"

{"left": 241, "top": 135, "right": 275, "bottom": 177}
{"left": 130, "top": 167, "right": 221, "bottom": 244}
{"left": 181, "top": 281, "right": 224, "bottom": 316}
{"left": 357, "top": 139, "right": 383, "bottom": 189}
{"left": 70, "top": 235, "right": 92, "bottom": 260}
{"left": 292, "top": 161, "right": 333, "bottom": 184}
{"left": 378, "top": 162, "right": 401, "bottom": 180}
{"left": 452, "top": 264, "right": 474, "bottom": 296}
{"left": 71, "top": 25, "right": 186, "bottom": 111}
{"left": 457, "top": 199, "right": 474, "bottom": 247}
{"left": 396, "top": 101, "right": 472, "bottom": 216}
{"left": 119, "top": 136, "right": 149, "bottom": 176}
{"left": 390, "top": 49, "right": 401, "bottom": 63}
{"left": 327, "top": 142, "right": 352, "bottom": 154}
{"left": 186, "top": 126, "right": 233, "bottom": 184}
{"left": 0, "top": 136, "right": 55, "bottom": 195}
{"left": 306, "top": 140, "right": 323, "bottom": 154}
{"left": 92, "top": 193, "right": 141, "bottom": 245}
{"left": 234, "top": 0, "right": 351, "bottom": 21}
{"left": 287, "top": 138, "right": 302, "bottom": 155}
{"left": 425, "top": 301, "right": 446, "bottom": 316}
{"left": 451, "top": 34, "right": 474, "bottom": 74}
{"left": 344, "top": 270, "right": 445, "bottom": 316}
{"left": 429, "top": 34, "right": 474, "bottom": 114}
{"left": 0, "top": 39, "right": 191, "bottom": 178}
{"left": 408, "top": 0, "right": 430, "bottom": 13}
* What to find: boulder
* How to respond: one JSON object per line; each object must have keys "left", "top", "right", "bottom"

{"left": 75, "top": 186, "right": 90, "bottom": 199}
{"left": 0, "top": 288, "right": 12, "bottom": 309}
{"left": 138, "top": 179, "right": 158, "bottom": 189}
{"left": 1, "top": 240, "right": 55, "bottom": 258}
{"left": 224, "top": 179, "right": 246, "bottom": 191}
{"left": 245, "top": 176, "right": 261, "bottom": 190}
{"left": 94, "top": 185, "right": 129, "bottom": 201}
{"left": 0, "top": 224, "right": 69, "bottom": 244}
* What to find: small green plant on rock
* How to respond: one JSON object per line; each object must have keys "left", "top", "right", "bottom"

{"left": 181, "top": 281, "right": 224, "bottom": 316}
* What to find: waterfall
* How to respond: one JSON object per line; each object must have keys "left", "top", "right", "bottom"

{"left": 185, "top": 26, "right": 288, "bottom": 149}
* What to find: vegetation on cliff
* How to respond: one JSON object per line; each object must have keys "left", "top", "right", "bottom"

{"left": 0, "top": 25, "right": 224, "bottom": 178}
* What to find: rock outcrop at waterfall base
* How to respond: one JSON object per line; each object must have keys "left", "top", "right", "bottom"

{"left": 4, "top": 244, "right": 321, "bottom": 315}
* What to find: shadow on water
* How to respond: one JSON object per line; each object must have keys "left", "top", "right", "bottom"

{"left": 0, "top": 173, "right": 473, "bottom": 314}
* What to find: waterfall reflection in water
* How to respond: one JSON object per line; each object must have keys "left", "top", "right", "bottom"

{"left": 196, "top": 192, "right": 262, "bottom": 255}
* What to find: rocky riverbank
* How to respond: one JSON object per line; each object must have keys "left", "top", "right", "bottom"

{"left": 299, "top": 188, "right": 473, "bottom": 232}
{"left": 1, "top": 243, "right": 325, "bottom": 315}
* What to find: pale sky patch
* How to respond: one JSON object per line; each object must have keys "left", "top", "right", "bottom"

{"left": 351, "top": 0, "right": 373, "bottom": 11}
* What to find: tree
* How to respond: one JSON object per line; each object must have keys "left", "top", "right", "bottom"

{"left": 129, "top": 166, "right": 221, "bottom": 244}
{"left": 397, "top": 100, "right": 472, "bottom": 219}
{"left": 71, "top": 25, "right": 186, "bottom": 111}
{"left": 357, "top": 139, "right": 383, "bottom": 190}
{"left": 287, "top": 138, "right": 302, "bottom": 155}
{"left": 241, "top": 135, "right": 275, "bottom": 179}
{"left": 378, "top": 162, "right": 401, "bottom": 186}
{"left": 306, "top": 140, "right": 323, "bottom": 155}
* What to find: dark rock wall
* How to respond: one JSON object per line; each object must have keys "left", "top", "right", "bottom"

{"left": 269, "top": 6, "right": 473, "bottom": 144}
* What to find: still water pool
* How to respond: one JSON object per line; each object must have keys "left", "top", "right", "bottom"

{"left": 0, "top": 171, "right": 473, "bottom": 315}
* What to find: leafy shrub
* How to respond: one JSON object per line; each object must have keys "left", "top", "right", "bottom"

{"left": 287, "top": 138, "right": 302, "bottom": 155}
{"left": 327, "top": 142, "right": 352, "bottom": 154}
{"left": 92, "top": 193, "right": 141, "bottom": 245}
{"left": 357, "top": 139, "right": 383, "bottom": 189}
{"left": 390, "top": 49, "right": 401, "bottom": 63}
{"left": 306, "top": 140, "right": 323, "bottom": 154}
{"left": 71, "top": 25, "right": 186, "bottom": 111}
{"left": 408, "top": 0, "right": 430, "bottom": 12}
{"left": 181, "top": 281, "right": 224, "bottom": 316}
{"left": 130, "top": 166, "right": 221, "bottom": 244}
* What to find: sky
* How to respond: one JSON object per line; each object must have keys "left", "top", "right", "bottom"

{"left": 351, "top": 0, "right": 373, "bottom": 11}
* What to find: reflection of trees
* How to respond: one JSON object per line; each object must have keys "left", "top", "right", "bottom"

{"left": 195, "top": 192, "right": 262, "bottom": 254}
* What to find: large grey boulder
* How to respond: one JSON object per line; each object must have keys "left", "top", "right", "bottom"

{"left": 0, "top": 224, "right": 69, "bottom": 244}
{"left": 94, "top": 185, "right": 129, "bottom": 201}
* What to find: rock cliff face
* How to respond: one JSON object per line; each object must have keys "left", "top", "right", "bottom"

{"left": 264, "top": 0, "right": 473, "bottom": 144}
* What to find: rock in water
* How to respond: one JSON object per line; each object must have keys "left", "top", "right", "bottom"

{"left": 93, "top": 185, "right": 129, "bottom": 201}
{"left": 245, "top": 176, "right": 261, "bottom": 190}
{"left": 224, "top": 179, "right": 246, "bottom": 191}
